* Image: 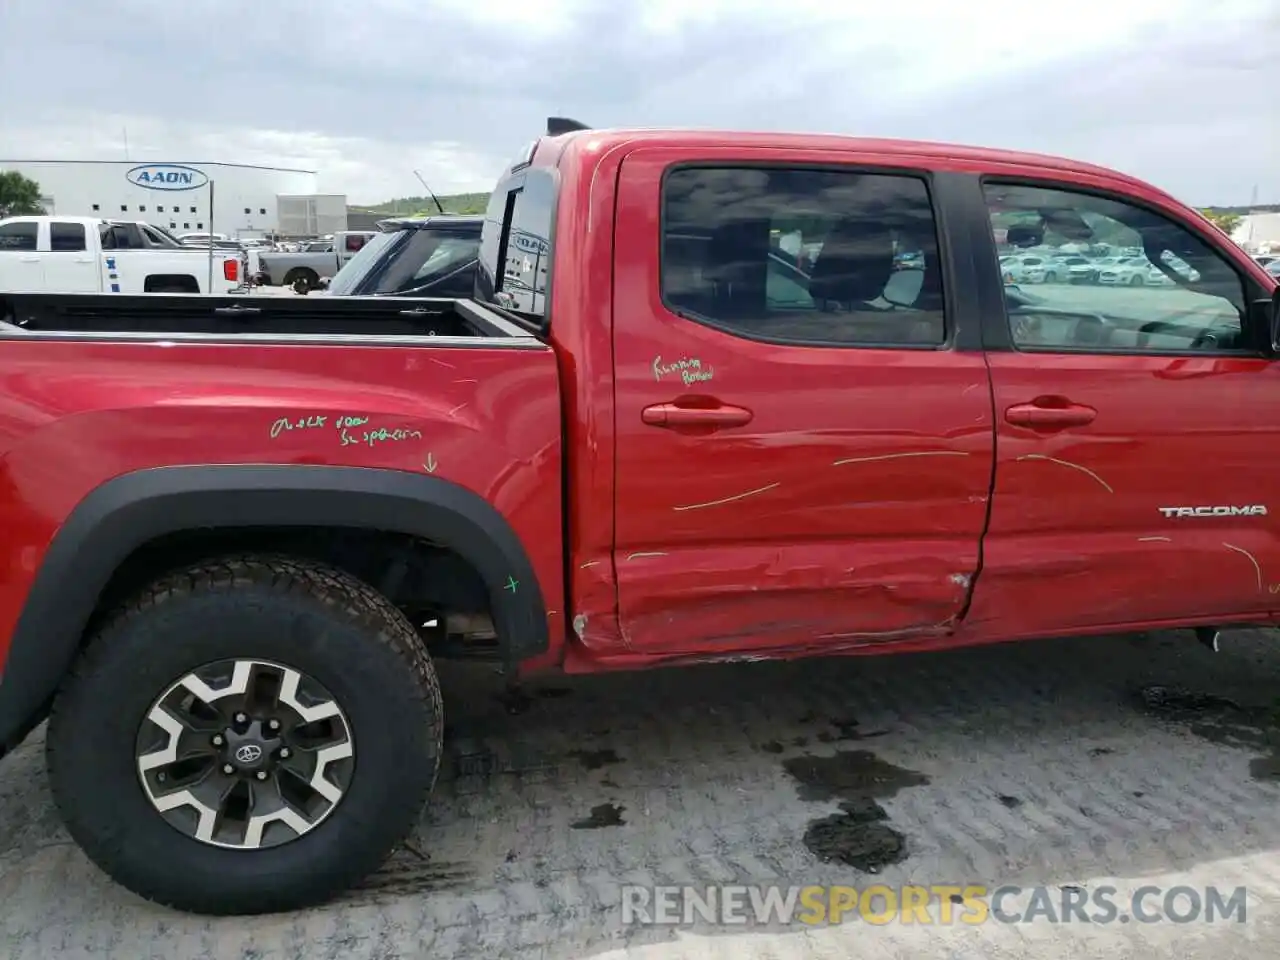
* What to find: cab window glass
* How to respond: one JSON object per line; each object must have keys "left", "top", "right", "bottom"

{"left": 984, "top": 182, "right": 1249, "bottom": 353}
{"left": 661, "top": 167, "right": 945, "bottom": 346}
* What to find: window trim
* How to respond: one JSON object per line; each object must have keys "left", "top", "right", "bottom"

{"left": 979, "top": 174, "right": 1267, "bottom": 359}
{"left": 657, "top": 160, "right": 957, "bottom": 352}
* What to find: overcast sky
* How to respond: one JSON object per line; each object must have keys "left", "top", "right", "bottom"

{"left": 1, "top": 0, "right": 1277, "bottom": 205}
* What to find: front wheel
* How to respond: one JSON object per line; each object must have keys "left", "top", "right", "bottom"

{"left": 46, "top": 557, "right": 443, "bottom": 915}
{"left": 1129, "top": 274, "right": 1145, "bottom": 286}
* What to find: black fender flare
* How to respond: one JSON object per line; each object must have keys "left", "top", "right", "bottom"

{"left": 0, "top": 464, "right": 548, "bottom": 753}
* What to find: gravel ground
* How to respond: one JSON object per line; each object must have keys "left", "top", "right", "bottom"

{"left": 3, "top": 627, "right": 1280, "bottom": 959}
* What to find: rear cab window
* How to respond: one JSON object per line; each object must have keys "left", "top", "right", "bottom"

{"left": 476, "top": 161, "right": 558, "bottom": 325}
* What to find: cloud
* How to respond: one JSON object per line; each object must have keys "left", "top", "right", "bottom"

{"left": 0, "top": 0, "right": 1276, "bottom": 204}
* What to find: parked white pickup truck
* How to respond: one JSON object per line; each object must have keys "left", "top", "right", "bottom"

{"left": 0, "top": 216, "right": 246, "bottom": 294}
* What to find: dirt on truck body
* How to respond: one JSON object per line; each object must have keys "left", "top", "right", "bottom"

{"left": 0, "top": 117, "right": 1276, "bottom": 916}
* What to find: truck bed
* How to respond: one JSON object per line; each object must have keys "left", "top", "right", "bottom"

{"left": 0, "top": 293, "right": 531, "bottom": 341}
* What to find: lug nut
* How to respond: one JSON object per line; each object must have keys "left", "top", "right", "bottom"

{"left": 268, "top": 718, "right": 281, "bottom": 731}
{"left": 256, "top": 771, "right": 268, "bottom": 780}
{"left": 223, "top": 763, "right": 234, "bottom": 774}
{"left": 234, "top": 712, "right": 248, "bottom": 724}
{"left": 212, "top": 734, "right": 224, "bottom": 746}
{"left": 278, "top": 747, "right": 290, "bottom": 759}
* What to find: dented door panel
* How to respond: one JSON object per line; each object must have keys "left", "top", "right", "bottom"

{"left": 608, "top": 147, "right": 996, "bottom": 655}
{"left": 970, "top": 353, "right": 1280, "bottom": 632}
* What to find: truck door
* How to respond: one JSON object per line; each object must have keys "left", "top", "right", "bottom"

{"left": 0, "top": 221, "right": 44, "bottom": 292}
{"left": 964, "top": 177, "right": 1280, "bottom": 635}
{"left": 610, "top": 148, "right": 996, "bottom": 655}
{"left": 43, "top": 221, "right": 100, "bottom": 292}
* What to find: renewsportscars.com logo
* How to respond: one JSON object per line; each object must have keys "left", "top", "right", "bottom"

{"left": 621, "top": 884, "right": 1248, "bottom": 926}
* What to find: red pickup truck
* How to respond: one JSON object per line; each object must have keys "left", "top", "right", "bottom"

{"left": 0, "top": 119, "right": 1276, "bottom": 915}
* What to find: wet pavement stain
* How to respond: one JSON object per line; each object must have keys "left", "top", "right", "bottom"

{"left": 1136, "top": 684, "right": 1280, "bottom": 781}
{"left": 802, "top": 798, "right": 906, "bottom": 874}
{"left": 1088, "top": 747, "right": 1115, "bottom": 757}
{"left": 783, "top": 750, "right": 929, "bottom": 873}
{"left": 571, "top": 803, "right": 626, "bottom": 830}
{"left": 816, "top": 717, "right": 891, "bottom": 744}
{"left": 759, "top": 740, "right": 785, "bottom": 754}
{"left": 998, "top": 794, "right": 1023, "bottom": 809}
{"left": 568, "top": 748, "right": 623, "bottom": 771}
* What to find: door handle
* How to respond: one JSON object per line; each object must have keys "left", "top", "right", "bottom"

{"left": 74, "top": 258, "right": 93, "bottom": 264}
{"left": 642, "top": 402, "right": 753, "bottom": 428}
{"left": 18, "top": 256, "right": 39, "bottom": 263}
{"left": 1005, "top": 401, "right": 1097, "bottom": 428}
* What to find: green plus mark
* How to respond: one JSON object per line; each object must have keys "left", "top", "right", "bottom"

{"left": 504, "top": 576, "right": 519, "bottom": 593}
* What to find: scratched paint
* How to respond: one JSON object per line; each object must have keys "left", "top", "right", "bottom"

{"left": 673, "top": 482, "right": 780, "bottom": 512}
{"left": 626, "top": 552, "right": 668, "bottom": 560}
{"left": 1015, "top": 454, "right": 1114, "bottom": 493}
{"left": 424, "top": 452, "right": 438, "bottom": 474}
{"left": 832, "top": 451, "right": 970, "bottom": 468}
{"left": 1222, "top": 542, "right": 1263, "bottom": 591}
{"left": 652, "top": 354, "right": 714, "bottom": 386}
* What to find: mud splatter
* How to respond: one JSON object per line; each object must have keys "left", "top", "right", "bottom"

{"left": 568, "top": 748, "right": 623, "bottom": 771}
{"left": 572, "top": 803, "right": 626, "bottom": 830}
{"left": 353, "top": 851, "right": 473, "bottom": 899}
{"left": 784, "top": 750, "right": 929, "bottom": 872}
{"left": 1136, "top": 684, "right": 1280, "bottom": 782}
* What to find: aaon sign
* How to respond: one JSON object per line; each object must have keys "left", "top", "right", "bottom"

{"left": 125, "top": 163, "right": 209, "bottom": 191}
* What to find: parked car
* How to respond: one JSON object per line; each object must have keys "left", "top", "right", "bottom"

{"left": 0, "top": 118, "right": 1275, "bottom": 917}
{"left": 254, "top": 231, "right": 378, "bottom": 291}
{"left": 0, "top": 216, "right": 245, "bottom": 294}
{"left": 1097, "top": 257, "right": 1152, "bottom": 285}
{"left": 324, "top": 216, "right": 482, "bottom": 298}
{"left": 999, "top": 254, "right": 1047, "bottom": 284}
{"left": 1043, "top": 255, "right": 1096, "bottom": 284}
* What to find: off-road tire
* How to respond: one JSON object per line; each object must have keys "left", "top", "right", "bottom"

{"left": 46, "top": 556, "right": 443, "bottom": 915}
{"left": 282, "top": 268, "right": 319, "bottom": 292}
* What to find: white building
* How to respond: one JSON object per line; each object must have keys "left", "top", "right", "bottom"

{"left": 1231, "top": 212, "right": 1280, "bottom": 254}
{"left": 0, "top": 159, "right": 346, "bottom": 238}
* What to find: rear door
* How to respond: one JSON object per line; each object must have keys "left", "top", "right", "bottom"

{"left": 610, "top": 148, "right": 996, "bottom": 655}
{"left": 42, "top": 221, "right": 100, "bottom": 292}
{"left": 964, "top": 176, "right": 1280, "bottom": 635}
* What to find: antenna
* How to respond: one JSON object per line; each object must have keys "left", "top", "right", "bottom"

{"left": 547, "top": 117, "right": 590, "bottom": 136}
{"left": 412, "top": 170, "right": 445, "bottom": 215}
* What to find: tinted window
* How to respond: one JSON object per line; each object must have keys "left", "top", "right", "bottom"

{"left": 984, "top": 182, "right": 1250, "bottom": 353}
{"left": 661, "top": 167, "right": 945, "bottom": 346}
{"left": 326, "top": 230, "right": 400, "bottom": 296}
{"left": 477, "top": 166, "right": 557, "bottom": 319}
{"left": 49, "top": 222, "right": 86, "bottom": 252}
{"left": 0, "top": 222, "right": 38, "bottom": 251}
{"left": 369, "top": 231, "right": 480, "bottom": 295}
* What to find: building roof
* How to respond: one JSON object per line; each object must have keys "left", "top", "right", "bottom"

{"left": 0, "top": 159, "right": 316, "bottom": 175}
